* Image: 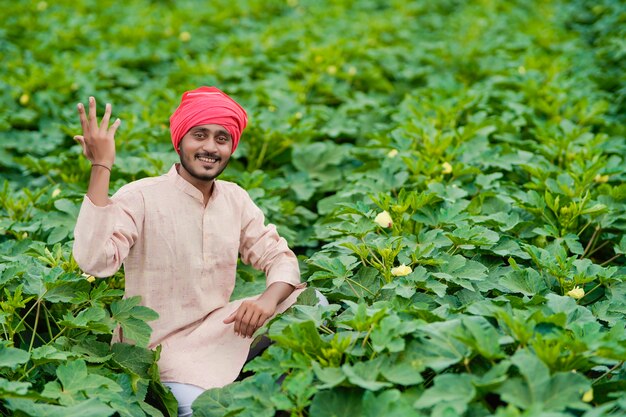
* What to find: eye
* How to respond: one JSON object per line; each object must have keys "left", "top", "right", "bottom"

{"left": 217, "top": 136, "right": 230, "bottom": 143}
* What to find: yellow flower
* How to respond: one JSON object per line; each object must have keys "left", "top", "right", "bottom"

{"left": 326, "top": 65, "right": 337, "bottom": 75}
{"left": 52, "top": 188, "right": 61, "bottom": 198}
{"left": 374, "top": 210, "right": 393, "bottom": 228}
{"left": 294, "top": 112, "right": 303, "bottom": 120}
{"left": 82, "top": 272, "right": 96, "bottom": 283}
{"left": 582, "top": 388, "right": 593, "bottom": 403}
{"left": 391, "top": 264, "right": 412, "bottom": 277}
{"left": 37, "top": 1, "right": 47, "bottom": 11}
{"left": 179, "top": 31, "right": 191, "bottom": 42}
{"left": 387, "top": 149, "right": 398, "bottom": 158}
{"left": 348, "top": 66, "right": 357, "bottom": 76}
{"left": 19, "top": 94, "right": 30, "bottom": 106}
{"left": 566, "top": 286, "right": 585, "bottom": 300}
{"left": 594, "top": 174, "right": 609, "bottom": 183}
{"left": 441, "top": 162, "right": 453, "bottom": 174}
{"left": 518, "top": 66, "right": 526, "bottom": 75}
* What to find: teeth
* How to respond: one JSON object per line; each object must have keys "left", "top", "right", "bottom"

{"left": 198, "top": 157, "right": 217, "bottom": 163}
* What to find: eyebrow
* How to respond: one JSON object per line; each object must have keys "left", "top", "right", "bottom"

{"left": 191, "top": 127, "right": 231, "bottom": 138}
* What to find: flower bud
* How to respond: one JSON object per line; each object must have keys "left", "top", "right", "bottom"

{"left": 374, "top": 210, "right": 393, "bottom": 228}
{"left": 442, "top": 162, "right": 453, "bottom": 174}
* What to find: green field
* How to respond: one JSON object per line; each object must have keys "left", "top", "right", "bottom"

{"left": 1, "top": 0, "right": 625, "bottom": 415}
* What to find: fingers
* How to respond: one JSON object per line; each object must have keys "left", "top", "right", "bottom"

{"left": 77, "top": 103, "right": 89, "bottom": 138}
{"left": 99, "top": 103, "right": 111, "bottom": 134}
{"left": 223, "top": 312, "right": 236, "bottom": 324}
{"left": 73, "top": 135, "right": 87, "bottom": 156}
{"left": 88, "top": 96, "right": 98, "bottom": 132}
{"left": 108, "top": 118, "right": 122, "bottom": 139}
{"left": 225, "top": 304, "right": 269, "bottom": 338}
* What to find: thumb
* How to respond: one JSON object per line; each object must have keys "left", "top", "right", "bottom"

{"left": 74, "top": 135, "right": 87, "bottom": 152}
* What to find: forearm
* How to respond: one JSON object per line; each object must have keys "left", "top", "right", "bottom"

{"left": 258, "top": 281, "right": 295, "bottom": 307}
{"left": 86, "top": 165, "right": 112, "bottom": 206}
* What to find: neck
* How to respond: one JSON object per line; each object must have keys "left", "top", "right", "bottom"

{"left": 176, "top": 164, "right": 215, "bottom": 205}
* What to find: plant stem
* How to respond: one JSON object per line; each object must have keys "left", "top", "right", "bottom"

{"left": 346, "top": 277, "right": 375, "bottom": 296}
{"left": 601, "top": 253, "right": 623, "bottom": 267}
{"left": 592, "top": 361, "right": 624, "bottom": 385}
{"left": 28, "top": 301, "right": 41, "bottom": 352}
{"left": 582, "top": 226, "right": 601, "bottom": 258}
{"left": 587, "top": 240, "right": 610, "bottom": 257}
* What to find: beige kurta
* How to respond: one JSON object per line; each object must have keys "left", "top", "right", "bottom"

{"left": 73, "top": 164, "right": 305, "bottom": 389}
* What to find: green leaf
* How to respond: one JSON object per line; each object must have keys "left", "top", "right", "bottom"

{"left": 0, "top": 377, "right": 31, "bottom": 396}
{"left": 110, "top": 296, "right": 159, "bottom": 347}
{"left": 497, "top": 349, "right": 590, "bottom": 411}
{"left": 42, "top": 359, "right": 122, "bottom": 406}
{"left": 0, "top": 345, "right": 30, "bottom": 369}
{"left": 414, "top": 373, "right": 476, "bottom": 416}
{"left": 312, "top": 362, "right": 346, "bottom": 389}
{"left": 412, "top": 320, "right": 468, "bottom": 371}
{"left": 5, "top": 398, "right": 116, "bottom": 417}
{"left": 498, "top": 268, "right": 548, "bottom": 297}
{"left": 457, "top": 316, "right": 504, "bottom": 360}
{"left": 342, "top": 358, "right": 391, "bottom": 391}
{"left": 363, "top": 389, "right": 424, "bottom": 417}
{"left": 309, "top": 388, "right": 363, "bottom": 417}
{"left": 111, "top": 343, "right": 155, "bottom": 379}
{"left": 370, "top": 314, "right": 417, "bottom": 353}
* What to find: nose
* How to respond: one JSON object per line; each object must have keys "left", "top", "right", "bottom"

{"left": 201, "top": 137, "right": 218, "bottom": 153}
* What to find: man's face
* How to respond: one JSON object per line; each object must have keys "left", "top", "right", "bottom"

{"left": 178, "top": 124, "right": 232, "bottom": 183}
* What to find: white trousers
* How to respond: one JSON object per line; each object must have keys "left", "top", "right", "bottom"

{"left": 164, "top": 290, "right": 329, "bottom": 416}
{"left": 163, "top": 382, "right": 205, "bottom": 417}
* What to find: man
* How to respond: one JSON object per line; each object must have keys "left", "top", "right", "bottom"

{"left": 72, "top": 87, "right": 306, "bottom": 416}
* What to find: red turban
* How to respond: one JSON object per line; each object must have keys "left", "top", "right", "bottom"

{"left": 169, "top": 86, "right": 248, "bottom": 154}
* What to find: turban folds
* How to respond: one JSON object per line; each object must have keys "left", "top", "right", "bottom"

{"left": 169, "top": 86, "right": 248, "bottom": 154}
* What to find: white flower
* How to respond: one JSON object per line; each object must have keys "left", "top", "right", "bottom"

{"left": 374, "top": 211, "right": 392, "bottom": 228}
{"left": 391, "top": 264, "right": 412, "bottom": 277}
{"left": 566, "top": 286, "right": 585, "bottom": 300}
{"left": 52, "top": 188, "right": 61, "bottom": 198}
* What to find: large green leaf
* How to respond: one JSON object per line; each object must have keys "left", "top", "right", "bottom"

{"left": 497, "top": 349, "right": 591, "bottom": 412}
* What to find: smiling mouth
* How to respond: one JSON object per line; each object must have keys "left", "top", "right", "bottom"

{"left": 196, "top": 155, "right": 220, "bottom": 163}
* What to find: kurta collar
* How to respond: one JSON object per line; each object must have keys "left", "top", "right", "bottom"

{"left": 167, "top": 164, "right": 220, "bottom": 205}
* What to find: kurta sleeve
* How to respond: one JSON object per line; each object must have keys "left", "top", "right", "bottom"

{"left": 237, "top": 190, "right": 303, "bottom": 289}
{"left": 72, "top": 188, "right": 144, "bottom": 278}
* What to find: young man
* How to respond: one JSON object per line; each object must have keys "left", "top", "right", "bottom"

{"left": 72, "top": 87, "right": 305, "bottom": 416}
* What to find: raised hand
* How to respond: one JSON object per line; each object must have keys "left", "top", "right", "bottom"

{"left": 74, "top": 96, "right": 121, "bottom": 169}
